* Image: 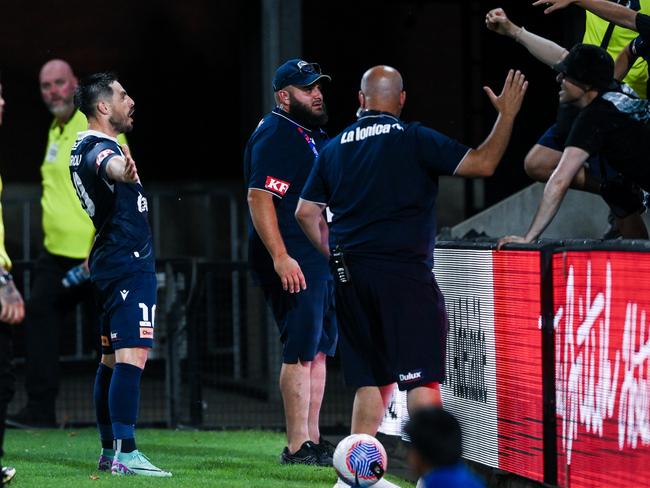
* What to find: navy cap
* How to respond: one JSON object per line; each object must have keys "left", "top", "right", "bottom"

{"left": 272, "top": 59, "right": 331, "bottom": 92}
{"left": 554, "top": 43, "right": 616, "bottom": 91}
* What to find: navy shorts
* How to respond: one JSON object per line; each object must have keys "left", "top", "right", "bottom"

{"left": 95, "top": 272, "right": 158, "bottom": 354}
{"left": 263, "top": 279, "right": 337, "bottom": 364}
{"left": 537, "top": 124, "right": 617, "bottom": 180}
{"left": 335, "top": 258, "right": 447, "bottom": 391}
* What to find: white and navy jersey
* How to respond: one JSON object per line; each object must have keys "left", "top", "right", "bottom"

{"left": 69, "top": 130, "right": 154, "bottom": 281}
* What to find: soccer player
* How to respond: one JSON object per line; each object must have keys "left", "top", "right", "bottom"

{"left": 8, "top": 60, "right": 126, "bottom": 429}
{"left": 70, "top": 73, "right": 170, "bottom": 477}
{"left": 296, "top": 66, "right": 526, "bottom": 487}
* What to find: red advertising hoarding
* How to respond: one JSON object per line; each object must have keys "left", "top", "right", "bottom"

{"left": 554, "top": 251, "right": 650, "bottom": 488}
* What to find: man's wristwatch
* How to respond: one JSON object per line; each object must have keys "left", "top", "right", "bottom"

{"left": 0, "top": 272, "right": 13, "bottom": 287}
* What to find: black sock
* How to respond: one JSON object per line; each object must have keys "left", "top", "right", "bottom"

{"left": 118, "top": 438, "right": 137, "bottom": 454}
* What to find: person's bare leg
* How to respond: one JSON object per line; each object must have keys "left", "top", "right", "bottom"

{"left": 351, "top": 384, "right": 395, "bottom": 435}
{"left": 524, "top": 144, "right": 562, "bottom": 182}
{"left": 280, "top": 361, "right": 311, "bottom": 453}
{"left": 307, "top": 352, "right": 326, "bottom": 442}
{"left": 525, "top": 144, "right": 600, "bottom": 192}
{"left": 406, "top": 385, "right": 442, "bottom": 416}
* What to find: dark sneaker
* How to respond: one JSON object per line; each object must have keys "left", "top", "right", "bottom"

{"left": 5, "top": 408, "right": 56, "bottom": 429}
{"left": 98, "top": 448, "right": 115, "bottom": 472}
{"left": 315, "top": 437, "right": 335, "bottom": 466}
{"left": 279, "top": 441, "right": 321, "bottom": 465}
{"left": 1, "top": 466, "right": 16, "bottom": 485}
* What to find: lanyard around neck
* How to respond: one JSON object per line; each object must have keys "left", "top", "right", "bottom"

{"left": 296, "top": 127, "right": 319, "bottom": 157}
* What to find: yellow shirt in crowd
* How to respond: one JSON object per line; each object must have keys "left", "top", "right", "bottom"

{"left": 583, "top": 1, "right": 650, "bottom": 98}
{"left": 0, "top": 175, "right": 12, "bottom": 270}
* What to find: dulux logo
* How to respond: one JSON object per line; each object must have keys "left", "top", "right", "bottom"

{"left": 399, "top": 370, "right": 422, "bottom": 382}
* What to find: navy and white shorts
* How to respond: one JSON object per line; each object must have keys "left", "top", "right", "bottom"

{"left": 95, "top": 272, "right": 157, "bottom": 354}
{"left": 335, "top": 257, "right": 447, "bottom": 391}
{"left": 263, "top": 279, "right": 337, "bottom": 364}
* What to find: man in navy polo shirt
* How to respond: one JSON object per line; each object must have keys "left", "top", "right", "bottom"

{"left": 296, "top": 66, "right": 527, "bottom": 448}
{"left": 243, "top": 59, "right": 337, "bottom": 466}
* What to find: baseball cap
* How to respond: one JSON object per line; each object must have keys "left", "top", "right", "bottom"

{"left": 272, "top": 59, "right": 331, "bottom": 92}
{"left": 554, "top": 43, "right": 616, "bottom": 91}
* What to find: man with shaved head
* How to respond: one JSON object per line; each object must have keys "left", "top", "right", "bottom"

{"left": 7, "top": 60, "right": 126, "bottom": 428}
{"left": 297, "top": 65, "right": 527, "bottom": 479}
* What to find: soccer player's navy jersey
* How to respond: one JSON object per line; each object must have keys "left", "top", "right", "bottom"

{"left": 244, "top": 107, "right": 331, "bottom": 285}
{"left": 301, "top": 110, "right": 470, "bottom": 279}
{"left": 69, "top": 130, "right": 154, "bottom": 282}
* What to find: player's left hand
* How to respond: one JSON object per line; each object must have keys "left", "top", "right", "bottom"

{"left": 497, "top": 235, "right": 529, "bottom": 250}
{"left": 532, "top": 0, "right": 576, "bottom": 14}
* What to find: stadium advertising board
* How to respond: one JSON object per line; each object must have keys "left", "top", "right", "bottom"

{"left": 380, "top": 247, "right": 545, "bottom": 482}
{"left": 554, "top": 251, "right": 650, "bottom": 488}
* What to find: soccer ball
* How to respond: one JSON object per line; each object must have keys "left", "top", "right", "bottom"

{"left": 333, "top": 434, "right": 387, "bottom": 487}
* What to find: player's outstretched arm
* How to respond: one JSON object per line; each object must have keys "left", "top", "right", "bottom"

{"left": 497, "top": 146, "right": 589, "bottom": 248}
{"left": 105, "top": 146, "right": 140, "bottom": 183}
{"left": 487, "top": 8, "right": 568, "bottom": 67}
{"left": 534, "top": 0, "right": 638, "bottom": 30}
{"left": 455, "top": 70, "right": 528, "bottom": 178}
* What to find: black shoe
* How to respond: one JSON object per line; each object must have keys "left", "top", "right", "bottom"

{"left": 5, "top": 408, "right": 56, "bottom": 429}
{"left": 279, "top": 441, "right": 321, "bottom": 465}
{"left": 314, "top": 437, "right": 335, "bottom": 466}
{"left": 1, "top": 466, "right": 16, "bottom": 485}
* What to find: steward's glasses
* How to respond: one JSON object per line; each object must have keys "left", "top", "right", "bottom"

{"left": 299, "top": 62, "right": 321, "bottom": 75}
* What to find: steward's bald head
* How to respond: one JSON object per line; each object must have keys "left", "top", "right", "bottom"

{"left": 359, "top": 65, "right": 405, "bottom": 115}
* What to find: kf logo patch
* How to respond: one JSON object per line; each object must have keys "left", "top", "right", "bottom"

{"left": 264, "top": 176, "right": 290, "bottom": 196}
{"left": 120, "top": 290, "right": 129, "bottom": 301}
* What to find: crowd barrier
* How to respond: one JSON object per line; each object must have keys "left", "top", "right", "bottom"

{"left": 379, "top": 240, "right": 650, "bottom": 488}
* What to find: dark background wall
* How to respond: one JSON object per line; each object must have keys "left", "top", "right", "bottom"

{"left": 0, "top": 0, "right": 582, "bottom": 207}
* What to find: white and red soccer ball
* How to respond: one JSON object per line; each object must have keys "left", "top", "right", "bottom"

{"left": 333, "top": 434, "right": 387, "bottom": 487}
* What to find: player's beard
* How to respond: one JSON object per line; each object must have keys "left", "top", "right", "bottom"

{"left": 109, "top": 113, "right": 133, "bottom": 134}
{"left": 288, "top": 97, "right": 328, "bottom": 128}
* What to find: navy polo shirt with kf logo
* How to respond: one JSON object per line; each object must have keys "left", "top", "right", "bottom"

{"left": 244, "top": 107, "right": 331, "bottom": 285}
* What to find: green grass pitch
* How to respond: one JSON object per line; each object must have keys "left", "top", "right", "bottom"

{"left": 3, "top": 429, "right": 413, "bottom": 487}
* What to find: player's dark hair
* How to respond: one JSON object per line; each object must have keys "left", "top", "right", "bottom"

{"left": 74, "top": 72, "right": 118, "bottom": 118}
{"left": 404, "top": 407, "right": 463, "bottom": 468}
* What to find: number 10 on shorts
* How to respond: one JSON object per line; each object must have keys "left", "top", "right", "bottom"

{"left": 139, "top": 303, "right": 156, "bottom": 339}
